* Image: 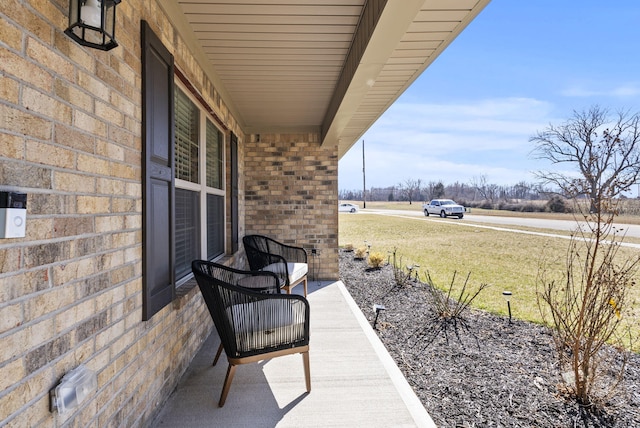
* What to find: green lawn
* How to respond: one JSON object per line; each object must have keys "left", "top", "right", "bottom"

{"left": 339, "top": 211, "right": 640, "bottom": 350}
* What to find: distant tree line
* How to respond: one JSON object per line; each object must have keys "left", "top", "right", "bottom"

{"left": 340, "top": 106, "right": 640, "bottom": 217}
{"left": 340, "top": 175, "right": 640, "bottom": 215}
{"left": 340, "top": 176, "right": 555, "bottom": 207}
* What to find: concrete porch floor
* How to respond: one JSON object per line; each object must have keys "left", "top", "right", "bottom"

{"left": 151, "top": 281, "right": 436, "bottom": 428}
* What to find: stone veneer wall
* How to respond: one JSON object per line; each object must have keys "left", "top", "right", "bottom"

{"left": 244, "top": 133, "right": 339, "bottom": 281}
{"left": 0, "top": 0, "right": 244, "bottom": 426}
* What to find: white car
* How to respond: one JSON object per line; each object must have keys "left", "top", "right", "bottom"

{"left": 339, "top": 203, "right": 359, "bottom": 213}
{"left": 423, "top": 199, "right": 465, "bottom": 218}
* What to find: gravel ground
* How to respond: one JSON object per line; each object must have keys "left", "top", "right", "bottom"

{"left": 339, "top": 250, "right": 640, "bottom": 427}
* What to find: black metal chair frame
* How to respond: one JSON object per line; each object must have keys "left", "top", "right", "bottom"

{"left": 192, "top": 260, "right": 311, "bottom": 407}
{"left": 242, "top": 234, "right": 309, "bottom": 296}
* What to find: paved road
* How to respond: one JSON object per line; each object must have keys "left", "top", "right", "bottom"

{"left": 361, "top": 208, "right": 640, "bottom": 240}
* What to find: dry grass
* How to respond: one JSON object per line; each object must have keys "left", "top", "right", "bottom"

{"left": 347, "top": 200, "right": 640, "bottom": 225}
{"left": 339, "top": 212, "right": 640, "bottom": 349}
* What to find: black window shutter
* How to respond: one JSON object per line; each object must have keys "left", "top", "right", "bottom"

{"left": 230, "top": 132, "right": 239, "bottom": 253}
{"left": 141, "top": 20, "right": 175, "bottom": 321}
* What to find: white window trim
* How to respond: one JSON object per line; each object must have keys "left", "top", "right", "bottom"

{"left": 174, "top": 79, "right": 227, "bottom": 269}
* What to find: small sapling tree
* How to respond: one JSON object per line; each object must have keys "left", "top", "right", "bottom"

{"left": 533, "top": 106, "right": 640, "bottom": 406}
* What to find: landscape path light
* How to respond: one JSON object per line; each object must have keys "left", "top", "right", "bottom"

{"left": 502, "top": 291, "right": 512, "bottom": 324}
{"left": 373, "top": 304, "right": 386, "bottom": 329}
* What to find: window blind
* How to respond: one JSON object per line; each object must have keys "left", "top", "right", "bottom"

{"left": 175, "top": 188, "right": 200, "bottom": 280}
{"left": 206, "top": 119, "right": 223, "bottom": 189}
{"left": 175, "top": 88, "right": 199, "bottom": 183}
{"left": 207, "top": 194, "right": 224, "bottom": 259}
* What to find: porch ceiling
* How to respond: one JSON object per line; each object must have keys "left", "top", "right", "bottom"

{"left": 159, "top": 0, "right": 490, "bottom": 158}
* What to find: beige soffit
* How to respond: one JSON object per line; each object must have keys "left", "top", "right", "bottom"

{"left": 160, "top": 0, "right": 491, "bottom": 159}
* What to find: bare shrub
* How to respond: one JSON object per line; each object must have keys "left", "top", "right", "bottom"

{"left": 411, "top": 271, "right": 489, "bottom": 352}
{"left": 545, "top": 195, "right": 569, "bottom": 213}
{"left": 537, "top": 198, "right": 639, "bottom": 406}
{"left": 390, "top": 247, "right": 419, "bottom": 288}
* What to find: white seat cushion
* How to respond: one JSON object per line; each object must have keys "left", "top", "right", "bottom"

{"left": 262, "top": 262, "right": 308, "bottom": 286}
{"left": 287, "top": 262, "right": 308, "bottom": 285}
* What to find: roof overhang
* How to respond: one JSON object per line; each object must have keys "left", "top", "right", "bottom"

{"left": 159, "top": 0, "right": 490, "bottom": 158}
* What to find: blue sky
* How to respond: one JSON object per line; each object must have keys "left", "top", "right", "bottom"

{"left": 338, "top": 0, "right": 640, "bottom": 193}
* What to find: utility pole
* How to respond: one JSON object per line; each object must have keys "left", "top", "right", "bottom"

{"left": 362, "top": 140, "right": 366, "bottom": 208}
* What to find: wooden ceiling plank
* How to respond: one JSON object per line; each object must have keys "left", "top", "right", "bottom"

{"left": 415, "top": 10, "right": 471, "bottom": 21}
{"left": 421, "top": 0, "right": 479, "bottom": 10}
{"left": 407, "top": 21, "right": 460, "bottom": 32}
{"left": 191, "top": 23, "right": 357, "bottom": 33}
{"left": 202, "top": 39, "right": 352, "bottom": 49}
{"left": 203, "top": 47, "right": 348, "bottom": 56}
{"left": 184, "top": 14, "right": 359, "bottom": 26}
{"left": 179, "top": 4, "right": 363, "bottom": 16}
{"left": 390, "top": 49, "right": 436, "bottom": 59}
{"left": 195, "top": 32, "right": 353, "bottom": 42}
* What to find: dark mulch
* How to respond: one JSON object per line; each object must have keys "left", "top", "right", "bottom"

{"left": 339, "top": 250, "right": 640, "bottom": 427}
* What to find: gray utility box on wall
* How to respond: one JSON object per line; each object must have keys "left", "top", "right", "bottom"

{"left": 0, "top": 191, "right": 27, "bottom": 239}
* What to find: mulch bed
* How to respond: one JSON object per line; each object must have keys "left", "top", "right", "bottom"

{"left": 339, "top": 250, "right": 640, "bottom": 427}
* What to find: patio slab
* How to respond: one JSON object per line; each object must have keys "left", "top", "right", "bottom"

{"left": 151, "top": 281, "right": 436, "bottom": 428}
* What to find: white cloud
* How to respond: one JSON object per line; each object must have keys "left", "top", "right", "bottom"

{"left": 339, "top": 97, "right": 556, "bottom": 190}
{"left": 561, "top": 83, "right": 640, "bottom": 98}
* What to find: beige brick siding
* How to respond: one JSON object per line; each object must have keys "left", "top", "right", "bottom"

{"left": 1, "top": 1, "right": 241, "bottom": 427}
{"left": 245, "top": 133, "right": 339, "bottom": 281}
{"left": 0, "top": 0, "right": 340, "bottom": 426}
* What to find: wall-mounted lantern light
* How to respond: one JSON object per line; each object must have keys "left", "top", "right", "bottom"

{"left": 65, "top": 0, "right": 121, "bottom": 51}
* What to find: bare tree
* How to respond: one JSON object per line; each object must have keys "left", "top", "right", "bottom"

{"left": 447, "top": 181, "right": 467, "bottom": 200}
{"left": 533, "top": 106, "right": 640, "bottom": 407}
{"left": 470, "top": 175, "right": 488, "bottom": 202}
{"left": 470, "top": 175, "right": 499, "bottom": 204}
{"left": 512, "top": 181, "right": 531, "bottom": 200}
{"left": 398, "top": 178, "right": 422, "bottom": 204}
{"left": 433, "top": 181, "right": 445, "bottom": 199}
{"left": 422, "top": 182, "right": 433, "bottom": 201}
{"left": 530, "top": 106, "right": 640, "bottom": 213}
{"left": 422, "top": 181, "right": 443, "bottom": 201}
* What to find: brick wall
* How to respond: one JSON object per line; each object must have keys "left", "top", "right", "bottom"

{"left": 244, "top": 133, "right": 339, "bottom": 281}
{"left": 0, "top": 0, "right": 246, "bottom": 426}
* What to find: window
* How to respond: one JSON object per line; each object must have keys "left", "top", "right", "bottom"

{"left": 174, "top": 83, "right": 226, "bottom": 283}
